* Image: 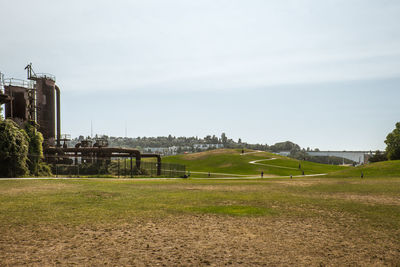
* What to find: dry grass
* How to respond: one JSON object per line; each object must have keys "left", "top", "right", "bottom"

{"left": 316, "top": 193, "right": 400, "bottom": 206}
{"left": 0, "top": 183, "right": 78, "bottom": 195}
{"left": 1, "top": 178, "right": 400, "bottom": 266}
{"left": 1, "top": 215, "right": 399, "bottom": 266}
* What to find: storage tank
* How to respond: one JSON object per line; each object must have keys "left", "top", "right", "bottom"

{"left": 36, "top": 77, "right": 56, "bottom": 146}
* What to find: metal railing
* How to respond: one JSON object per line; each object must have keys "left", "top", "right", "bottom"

{"left": 3, "top": 78, "right": 35, "bottom": 89}
{"left": 51, "top": 160, "right": 186, "bottom": 178}
{"left": 34, "top": 73, "right": 56, "bottom": 82}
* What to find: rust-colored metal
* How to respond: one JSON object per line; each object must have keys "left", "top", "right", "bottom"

{"left": 35, "top": 78, "right": 56, "bottom": 146}
{"left": 55, "top": 85, "right": 61, "bottom": 147}
{"left": 4, "top": 85, "right": 31, "bottom": 126}
{"left": 45, "top": 147, "right": 142, "bottom": 169}
{"left": 45, "top": 148, "right": 162, "bottom": 176}
{"left": 0, "top": 92, "right": 11, "bottom": 105}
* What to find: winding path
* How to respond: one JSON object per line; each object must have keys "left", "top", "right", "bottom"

{"left": 248, "top": 158, "right": 299, "bottom": 170}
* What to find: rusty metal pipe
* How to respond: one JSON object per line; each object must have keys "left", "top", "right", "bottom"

{"left": 55, "top": 85, "right": 61, "bottom": 147}
{"left": 45, "top": 148, "right": 161, "bottom": 175}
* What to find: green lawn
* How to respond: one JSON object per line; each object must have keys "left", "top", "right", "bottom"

{"left": 0, "top": 177, "right": 399, "bottom": 227}
{"left": 327, "top": 160, "right": 400, "bottom": 178}
{"left": 162, "top": 149, "right": 347, "bottom": 177}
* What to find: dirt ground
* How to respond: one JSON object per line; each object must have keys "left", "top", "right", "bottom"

{"left": 1, "top": 215, "right": 399, "bottom": 266}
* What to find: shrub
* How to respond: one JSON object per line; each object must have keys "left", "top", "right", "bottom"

{"left": 0, "top": 119, "right": 29, "bottom": 177}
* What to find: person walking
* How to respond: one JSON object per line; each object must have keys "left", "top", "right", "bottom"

{"left": 261, "top": 171, "right": 264, "bottom": 178}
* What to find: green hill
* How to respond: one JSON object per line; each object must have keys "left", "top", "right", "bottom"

{"left": 327, "top": 160, "right": 400, "bottom": 178}
{"left": 162, "top": 149, "right": 347, "bottom": 177}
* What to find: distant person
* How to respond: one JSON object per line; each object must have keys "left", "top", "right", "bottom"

{"left": 261, "top": 171, "right": 264, "bottom": 178}
{"left": 302, "top": 170, "right": 304, "bottom": 176}
{"left": 242, "top": 149, "right": 244, "bottom": 154}
{"left": 361, "top": 171, "right": 364, "bottom": 178}
{"left": 298, "top": 163, "right": 301, "bottom": 169}
{"left": 290, "top": 175, "right": 292, "bottom": 179}
{"left": 208, "top": 172, "right": 210, "bottom": 177}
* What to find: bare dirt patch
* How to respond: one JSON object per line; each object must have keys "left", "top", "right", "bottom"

{"left": 0, "top": 183, "right": 77, "bottom": 195}
{"left": 143, "top": 184, "right": 268, "bottom": 192}
{"left": 322, "top": 193, "right": 400, "bottom": 206}
{"left": 1, "top": 215, "right": 399, "bottom": 266}
{"left": 271, "top": 179, "right": 340, "bottom": 187}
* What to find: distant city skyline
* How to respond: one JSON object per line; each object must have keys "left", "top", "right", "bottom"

{"left": 1, "top": 0, "right": 400, "bottom": 151}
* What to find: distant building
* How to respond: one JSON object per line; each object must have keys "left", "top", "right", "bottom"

{"left": 193, "top": 144, "right": 224, "bottom": 150}
{"left": 143, "top": 144, "right": 224, "bottom": 156}
{"left": 306, "top": 151, "right": 373, "bottom": 164}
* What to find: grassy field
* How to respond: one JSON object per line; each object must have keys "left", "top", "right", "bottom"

{"left": 1, "top": 177, "right": 400, "bottom": 265}
{"left": 327, "top": 160, "right": 400, "bottom": 178}
{"left": 162, "top": 149, "right": 347, "bottom": 177}
{"left": 1, "top": 150, "right": 399, "bottom": 265}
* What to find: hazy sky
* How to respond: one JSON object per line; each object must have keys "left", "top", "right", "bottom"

{"left": 1, "top": 0, "right": 400, "bottom": 150}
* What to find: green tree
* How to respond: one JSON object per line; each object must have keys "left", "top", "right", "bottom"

{"left": 369, "top": 150, "right": 388, "bottom": 163}
{"left": 270, "top": 141, "right": 300, "bottom": 152}
{"left": 385, "top": 122, "right": 400, "bottom": 160}
{"left": 221, "top": 133, "right": 227, "bottom": 145}
{"left": 24, "top": 123, "right": 45, "bottom": 175}
{"left": 0, "top": 119, "right": 29, "bottom": 177}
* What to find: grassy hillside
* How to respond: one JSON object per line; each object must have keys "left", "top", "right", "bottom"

{"left": 162, "top": 149, "right": 347, "bottom": 177}
{"left": 327, "top": 160, "right": 400, "bottom": 178}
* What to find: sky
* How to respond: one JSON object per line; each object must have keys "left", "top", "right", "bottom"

{"left": 1, "top": 0, "right": 400, "bottom": 150}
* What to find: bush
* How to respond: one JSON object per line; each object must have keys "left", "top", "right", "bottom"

{"left": 24, "top": 123, "right": 45, "bottom": 176}
{"left": 385, "top": 122, "right": 400, "bottom": 160}
{"left": 0, "top": 119, "right": 29, "bottom": 177}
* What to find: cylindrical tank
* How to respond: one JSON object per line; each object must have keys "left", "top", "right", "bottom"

{"left": 4, "top": 85, "right": 30, "bottom": 125}
{"left": 36, "top": 78, "right": 56, "bottom": 146}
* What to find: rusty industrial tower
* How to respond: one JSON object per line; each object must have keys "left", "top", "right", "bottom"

{"left": 0, "top": 64, "right": 164, "bottom": 176}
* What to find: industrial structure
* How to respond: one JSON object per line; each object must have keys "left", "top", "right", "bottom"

{"left": 0, "top": 64, "right": 163, "bottom": 176}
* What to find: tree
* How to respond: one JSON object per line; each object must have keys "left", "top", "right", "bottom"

{"left": 369, "top": 150, "right": 388, "bottom": 163}
{"left": 221, "top": 133, "right": 227, "bottom": 145}
{"left": 0, "top": 119, "right": 29, "bottom": 177}
{"left": 269, "top": 141, "right": 300, "bottom": 152}
{"left": 385, "top": 122, "right": 400, "bottom": 160}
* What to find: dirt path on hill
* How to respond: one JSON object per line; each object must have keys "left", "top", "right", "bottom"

{"left": 1, "top": 215, "right": 399, "bottom": 266}
{"left": 249, "top": 158, "right": 299, "bottom": 170}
